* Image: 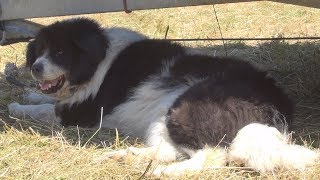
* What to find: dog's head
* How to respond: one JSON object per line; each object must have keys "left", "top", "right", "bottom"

{"left": 26, "top": 18, "right": 108, "bottom": 97}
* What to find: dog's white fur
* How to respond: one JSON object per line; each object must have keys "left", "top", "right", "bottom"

{"left": 31, "top": 51, "right": 66, "bottom": 81}
{"left": 229, "top": 123, "right": 319, "bottom": 172}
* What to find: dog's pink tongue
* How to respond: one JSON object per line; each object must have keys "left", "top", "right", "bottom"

{"left": 39, "top": 78, "right": 59, "bottom": 90}
{"left": 39, "top": 81, "right": 50, "bottom": 90}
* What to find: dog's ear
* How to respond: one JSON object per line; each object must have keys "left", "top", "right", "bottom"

{"left": 68, "top": 32, "right": 108, "bottom": 85}
{"left": 26, "top": 40, "right": 37, "bottom": 68}
{"left": 72, "top": 32, "right": 108, "bottom": 61}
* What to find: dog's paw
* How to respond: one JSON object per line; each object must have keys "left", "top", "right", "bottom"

{"left": 8, "top": 102, "right": 22, "bottom": 116}
{"left": 95, "top": 147, "right": 153, "bottom": 164}
{"left": 101, "top": 149, "right": 130, "bottom": 161}
{"left": 23, "top": 91, "right": 55, "bottom": 104}
{"left": 152, "top": 166, "right": 172, "bottom": 177}
{"left": 152, "top": 163, "right": 190, "bottom": 177}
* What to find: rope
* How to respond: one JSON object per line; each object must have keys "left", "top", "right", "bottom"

{"left": 163, "top": 36, "right": 320, "bottom": 42}
{"left": 213, "top": 5, "right": 227, "bottom": 56}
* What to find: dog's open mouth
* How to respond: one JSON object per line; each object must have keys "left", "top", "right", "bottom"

{"left": 39, "top": 75, "right": 65, "bottom": 94}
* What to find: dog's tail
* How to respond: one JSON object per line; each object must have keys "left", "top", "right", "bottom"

{"left": 229, "top": 123, "right": 319, "bottom": 172}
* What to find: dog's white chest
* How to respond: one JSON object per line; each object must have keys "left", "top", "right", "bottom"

{"left": 101, "top": 81, "right": 189, "bottom": 138}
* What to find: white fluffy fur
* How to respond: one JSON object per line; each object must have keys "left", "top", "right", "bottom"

{"left": 229, "top": 123, "right": 319, "bottom": 172}
{"left": 31, "top": 51, "right": 66, "bottom": 81}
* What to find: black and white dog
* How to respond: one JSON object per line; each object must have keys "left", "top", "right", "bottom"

{"left": 8, "top": 18, "right": 318, "bottom": 175}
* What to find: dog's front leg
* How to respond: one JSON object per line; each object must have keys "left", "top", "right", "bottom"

{"left": 23, "top": 91, "right": 55, "bottom": 105}
{"left": 8, "top": 102, "right": 58, "bottom": 125}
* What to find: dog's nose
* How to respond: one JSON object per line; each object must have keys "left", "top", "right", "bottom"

{"left": 31, "top": 63, "right": 43, "bottom": 76}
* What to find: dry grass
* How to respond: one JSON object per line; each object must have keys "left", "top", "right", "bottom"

{"left": 1, "top": 1, "right": 320, "bottom": 179}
